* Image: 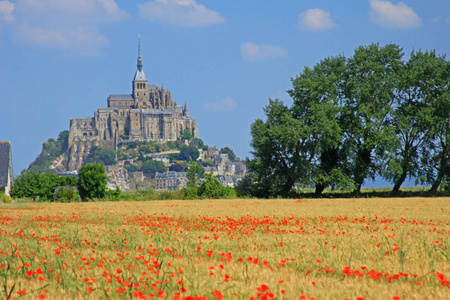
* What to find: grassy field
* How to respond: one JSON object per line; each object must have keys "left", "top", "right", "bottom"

{"left": 0, "top": 198, "right": 449, "bottom": 299}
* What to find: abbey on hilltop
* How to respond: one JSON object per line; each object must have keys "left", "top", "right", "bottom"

{"left": 67, "top": 38, "right": 198, "bottom": 170}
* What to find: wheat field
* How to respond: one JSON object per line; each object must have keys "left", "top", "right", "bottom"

{"left": 0, "top": 198, "right": 449, "bottom": 299}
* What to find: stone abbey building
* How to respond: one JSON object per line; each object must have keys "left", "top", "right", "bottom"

{"left": 67, "top": 40, "right": 198, "bottom": 170}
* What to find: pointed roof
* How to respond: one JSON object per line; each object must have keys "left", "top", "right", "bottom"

{"left": 133, "top": 35, "right": 147, "bottom": 82}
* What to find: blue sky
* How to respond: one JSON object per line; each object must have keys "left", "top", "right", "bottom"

{"left": 1, "top": 0, "right": 449, "bottom": 186}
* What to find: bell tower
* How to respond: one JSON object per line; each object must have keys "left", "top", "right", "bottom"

{"left": 132, "top": 35, "right": 149, "bottom": 106}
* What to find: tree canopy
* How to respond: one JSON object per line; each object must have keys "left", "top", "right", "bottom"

{"left": 11, "top": 172, "right": 77, "bottom": 201}
{"left": 243, "top": 43, "right": 450, "bottom": 198}
{"left": 77, "top": 163, "right": 108, "bottom": 201}
{"left": 219, "top": 147, "right": 236, "bottom": 161}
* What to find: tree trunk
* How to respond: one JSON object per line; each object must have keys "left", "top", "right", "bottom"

{"left": 315, "top": 184, "right": 325, "bottom": 196}
{"left": 353, "top": 147, "right": 372, "bottom": 193}
{"left": 429, "top": 145, "right": 448, "bottom": 193}
{"left": 430, "top": 172, "right": 444, "bottom": 193}
{"left": 392, "top": 170, "right": 407, "bottom": 192}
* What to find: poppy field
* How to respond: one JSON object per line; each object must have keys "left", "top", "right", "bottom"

{"left": 0, "top": 198, "right": 449, "bottom": 299}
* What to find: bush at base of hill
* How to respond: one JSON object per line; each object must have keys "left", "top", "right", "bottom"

{"left": 1, "top": 193, "right": 12, "bottom": 203}
{"left": 54, "top": 187, "right": 80, "bottom": 202}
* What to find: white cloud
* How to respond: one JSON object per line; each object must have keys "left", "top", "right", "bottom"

{"left": 0, "top": 1, "right": 14, "bottom": 21}
{"left": 13, "top": 25, "right": 108, "bottom": 54}
{"left": 241, "top": 42, "right": 287, "bottom": 62}
{"left": 3, "top": 0, "right": 128, "bottom": 54}
{"left": 430, "top": 16, "right": 441, "bottom": 24}
{"left": 369, "top": 0, "right": 422, "bottom": 29}
{"left": 204, "top": 97, "right": 238, "bottom": 112}
{"left": 298, "top": 8, "right": 336, "bottom": 31}
{"left": 138, "top": 0, "right": 225, "bottom": 27}
{"left": 97, "top": 0, "right": 129, "bottom": 19}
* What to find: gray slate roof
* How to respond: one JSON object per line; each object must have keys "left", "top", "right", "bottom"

{"left": 108, "top": 94, "right": 134, "bottom": 100}
{"left": 155, "top": 171, "right": 187, "bottom": 179}
{"left": 134, "top": 69, "right": 147, "bottom": 81}
{"left": 0, "top": 142, "right": 12, "bottom": 187}
{"left": 143, "top": 109, "right": 177, "bottom": 115}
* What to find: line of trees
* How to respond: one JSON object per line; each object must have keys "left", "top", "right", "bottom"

{"left": 240, "top": 43, "right": 450, "bottom": 198}
{"left": 11, "top": 163, "right": 110, "bottom": 201}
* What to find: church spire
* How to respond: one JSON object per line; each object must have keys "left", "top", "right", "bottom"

{"left": 133, "top": 34, "right": 147, "bottom": 82}
{"left": 183, "top": 102, "right": 189, "bottom": 116}
{"left": 137, "top": 34, "right": 143, "bottom": 71}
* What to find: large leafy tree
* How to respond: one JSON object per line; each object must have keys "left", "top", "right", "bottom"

{"left": 383, "top": 50, "right": 440, "bottom": 191}
{"left": 412, "top": 51, "right": 450, "bottom": 192}
{"left": 246, "top": 99, "right": 311, "bottom": 197}
{"left": 289, "top": 55, "right": 352, "bottom": 194}
{"left": 343, "top": 43, "right": 403, "bottom": 192}
{"left": 77, "top": 163, "right": 108, "bottom": 201}
{"left": 245, "top": 43, "right": 449, "bottom": 197}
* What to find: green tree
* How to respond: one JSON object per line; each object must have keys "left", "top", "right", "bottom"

{"left": 382, "top": 50, "right": 440, "bottom": 191}
{"left": 55, "top": 187, "right": 80, "bottom": 202}
{"left": 190, "top": 138, "right": 205, "bottom": 149}
{"left": 77, "top": 163, "right": 108, "bottom": 201}
{"left": 186, "top": 161, "right": 204, "bottom": 186}
{"left": 343, "top": 43, "right": 403, "bottom": 192}
{"left": 183, "top": 161, "right": 204, "bottom": 199}
{"left": 10, "top": 172, "right": 40, "bottom": 200}
{"left": 169, "top": 163, "right": 184, "bottom": 172}
{"left": 124, "top": 164, "right": 140, "bottom": 172}
{"left": 10, "top": 172, "right": 68, "bottom": 201}
{"left": 247, "top": 99, "right": 312, "bottom": 197}
{"left": 141, "top": 160, "right": 166, "bottom": 175}
{"left": 197, "top": 173, "right": 223, "bottom": 198}
{"left": 197, "top": 173, "right": 236, "bottom": 199}
{"left": 413, "top": 51, "right": 450, "bottom": 192}
{"left": 219, "top": 147, "right": 236, "bottom": 161}
{"left": 181, "top": 129, "right": 193, "bottom": 140}
{"left": 61, "top": 175, "right": 78, "bottom": 186}
{"left": 178, "top": 145, "right": 200, "bottom": 161}
{"left": 288, "top": 55, "right": 352, "bottom": 195}
{"left": 86, "top": 147, "right": 116, "bottom": 165}
{"left": 58, "top": 130, "right": 69, "bottom": 153}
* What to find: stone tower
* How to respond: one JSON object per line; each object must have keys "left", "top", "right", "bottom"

{"left": 67, "top": 36, "right": 198, "bottom": 170}
{"left": 133, "top": 35, "right": 148, "bottom": 106}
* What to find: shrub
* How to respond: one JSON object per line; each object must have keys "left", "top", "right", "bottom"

{"left": 77, "top": 163, "right": 108, "bottom": 201}
{"left": 197, "top": 173, "right": 237, "bottom": 199}
{"left": 183, "top": 186, "right": 198, "bottom": 200}
{"left": 105, "top": 187, "right": 121, "bottom": 201}
{"left": 0, "top": 193, "right": 12, "bottom": 203}
{"left": 55, "top": 187, "right": 80, "bottom": 202}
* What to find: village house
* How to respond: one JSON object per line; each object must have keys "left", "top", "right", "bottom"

{"left": 154, "top": 171, "right": 187, "bottom": 191}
